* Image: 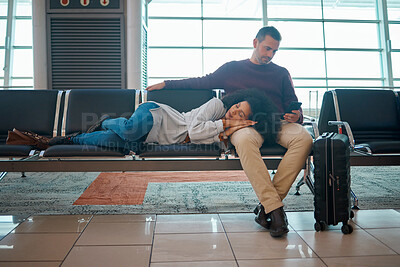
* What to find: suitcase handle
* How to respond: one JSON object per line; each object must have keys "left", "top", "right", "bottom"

{"left": 328, "top": 121, "right": 355, "bottom": 149}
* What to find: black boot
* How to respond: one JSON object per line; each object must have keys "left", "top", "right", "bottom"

{"left": 254, "top": 203, "right": 271, "bottom": 230}
{"left": 86, "top": 114, "right": 110, "bottom": 133}
{"left": 49, "top": 132, "right": 80, "bottom": 146}
{"left": 269, "top": 207, "right": 289, "bottom": 238}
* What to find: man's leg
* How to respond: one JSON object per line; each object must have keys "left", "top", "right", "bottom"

{"left": 273, "top": 122, "right": 313, "bottom": 200}
{"left": 230, "top": 127, "right": 283, "bottom": 214}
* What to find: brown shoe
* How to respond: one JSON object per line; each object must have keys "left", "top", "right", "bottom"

{"left": 254, "top": 203, "right": 271, "bottom": 230}
{"left": 269, "top": 207, "right": 289, "bottom": 238}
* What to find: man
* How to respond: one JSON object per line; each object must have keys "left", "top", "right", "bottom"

{"left": 147, "top": 26, "right": 313, "bottom": 237}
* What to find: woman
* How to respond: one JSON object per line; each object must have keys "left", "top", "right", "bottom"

{"left": 49, "top": 88, "right": 280, "bottom": 152}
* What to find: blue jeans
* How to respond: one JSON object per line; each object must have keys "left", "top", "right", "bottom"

{"left": 72, "top": 102, "right": 159, "bottom": 151}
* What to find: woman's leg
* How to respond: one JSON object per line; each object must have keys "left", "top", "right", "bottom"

{"left": 101, "top": 102, "right": 159, "bottom": 142}
{"left": 72, "top": 130, "right": 132, "bottom": 150}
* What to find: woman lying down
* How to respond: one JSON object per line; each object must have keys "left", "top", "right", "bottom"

{"left": 49, "top": 88, "right": 280, "bottom": 152}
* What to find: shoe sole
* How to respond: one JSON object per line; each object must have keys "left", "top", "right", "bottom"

{"left": 270, "top": 228, "right": 289, "bottom": 238}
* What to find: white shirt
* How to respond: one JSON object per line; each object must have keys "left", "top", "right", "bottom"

{"left": 145, "top": 98, "right": 226, "bottom": 145}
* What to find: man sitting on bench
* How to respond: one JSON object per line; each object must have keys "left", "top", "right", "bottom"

{"left": 147, "top": 26, "right": 313, "bottom": 238}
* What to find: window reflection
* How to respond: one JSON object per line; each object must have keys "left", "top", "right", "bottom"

{"left": 12, "top": 49, "right": 33, "bottom": 77}
{"left": 387, "top": 0, "right": 400, "bottom": 20}
{"left": 324, "top": 22, "right": 379, "bottom": 49}
{"left": 269, "top": 21, "right": 324, "bottom": 48}
{"left": 323, "top": 0, "right": 377, "bottom": 19}
{"left": 392, "top": 52, "right": 400, "bottom": 78}
{"left": 267, "top": 0, "right": 322, "bottom": 19}
{"left": 389, "top": 24, "right": 400, "bottom": 49}
{"left": 326, "top": 51, "right": 381, "bottom": 78}
{"left": 203, "top": 20, "right": 262, "bottom": 47}
{"left": 203, "top": 0, "right": 262, "bottom": 18}
{"left": 14, "top": 20, "right": 33, "bottom": 46}
{"left": 148, "top": 19, "right": 202, "bottom": 47}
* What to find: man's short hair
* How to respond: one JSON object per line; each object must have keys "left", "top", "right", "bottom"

{"left": 256, "top": 26, "right": 282, "bottom": 42}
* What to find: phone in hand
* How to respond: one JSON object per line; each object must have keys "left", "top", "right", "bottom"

{"left": 284, "top": 101, "right": 302, "bottom": 114}
{"left": 281, "top": 101, "right": 302, "bottom": 119}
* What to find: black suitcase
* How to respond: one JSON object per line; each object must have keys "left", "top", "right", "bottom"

{"left": 313, "top": 132, "right": 354, "bottom": 234}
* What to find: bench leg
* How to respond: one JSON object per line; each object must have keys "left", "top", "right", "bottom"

{"left": 295, "top": 157, "right": 314, "bottom": 195}
{"left": 351, "top": 189, "right": 360, "bottom": 210}
{"left": 0, "top": 172, "right": 7, "bottom": 181}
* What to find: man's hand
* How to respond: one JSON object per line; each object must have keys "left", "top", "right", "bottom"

{"left": 146, "top": 82, "right": 166, "bottom": 91}
{"left": 283, "top": 110, "right": 300, "bottom": 123}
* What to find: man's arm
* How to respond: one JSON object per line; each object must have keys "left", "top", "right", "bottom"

{"left": 281, "top": 69, "right": 303, "bottom": 124}
{"left": 146, "top": 63, "right": 229, "bottom": 91}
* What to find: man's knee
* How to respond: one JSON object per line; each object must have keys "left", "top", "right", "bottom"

{"left": 230, "top": 127, "right": 264, "bottom": 149}
{"left": 279, "top": 123, "right": 313, "bottom": 150}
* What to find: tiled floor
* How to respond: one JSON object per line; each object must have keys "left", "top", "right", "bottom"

{"left": 0, "top": 210, "right": 399, "bottom": 266}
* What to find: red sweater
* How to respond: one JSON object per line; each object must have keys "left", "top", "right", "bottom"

{"left": 164, "top": 59, "right": 302, "bottom": 122}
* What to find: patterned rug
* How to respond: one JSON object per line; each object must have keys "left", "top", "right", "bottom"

{"left": 0, "top": 167, "right": 399, "bottom": 215}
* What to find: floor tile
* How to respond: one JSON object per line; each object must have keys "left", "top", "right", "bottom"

{"left": 156, "top": 214, "right": 220, "bottom": 222}
{"left": 322, "top": 255, "right": 400, "bottom": 267}
{"left": 0, "top": 215, "right": 26, "bottom": 241}
{"left": 227, "top": 231, "right": 315, "bottom": 260}
{"left": 352, "top": 209, "right": 400, "bottom": 228}
{"left": 219, "top": 213, "right": 269, "bottom": 232}
{"left": 62, "top": 245, "right": 151, "bottom": 267}
{"left": 366, "top": 228, "right": 400, "bottom": 253}
{"left": 151, "top": 261, "right": 237, "bottom": 266}
{"left": 151, "top": 233, "right": 234, "bottom": 262}
{"left": 91, "top": 214, "right": 156, "bottom": 223}
{"left": 76, "top": 222, "right": 154, "bottom": 245}
{"left": 14, "top": 215, "right": 91, "bottom": 233}
{"left": 0, "top": 233, "right": 79, "bottom": 261}
{"left": 155, "top": 214, "right": 223, "bottom": 233}
{"left": 287, "top": 211, "right": 358, "bottom": 231}
{"left": 0, "top": 262, "right": 61, "bottom": 267}
{"left": 237, "top": 258, "right": 326, "bottom": 267}
{"left": 0, "top": 215, "right": 28, "bottom": 224}
{"left": 0, "top": 223, "right": 18, "bottom": 240}
{"left": 298, "top": 229, "right": 397, "bottom": 257}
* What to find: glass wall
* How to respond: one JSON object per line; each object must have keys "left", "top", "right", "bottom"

{"left": 1, "top": 0, "right": 33, "bottom": 89}
{"left": 148, "top": 0, "right": 263, "bottom": 85}
{"left": 0, "top": 0, "right": 7, "bottom": 87}
{"left": 148, "top": 0, "right": 398, "bottom": 116}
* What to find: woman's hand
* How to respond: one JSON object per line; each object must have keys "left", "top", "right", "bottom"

{"left": 283, "top": 110, "right": 300, "bottom": 123}
{"left": 224, "top": 125, "right": 250, "bottom": 137}
{"left": 222, "top": 119, "right": 257, "bottom": 129}
{"left": 146, "top": 82, "right": 166, "bottom": 91}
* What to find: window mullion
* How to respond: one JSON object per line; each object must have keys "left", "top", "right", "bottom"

{"left": 262, "top": 0, "right": 268, "bottom": 26}
{"left": 377, "top": 0, "right": 394, "bottom": 87}
{"left": 3, "top": 0, "right": 16, "bottom": 89}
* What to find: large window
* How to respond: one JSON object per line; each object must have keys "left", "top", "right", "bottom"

{"left": 148, "top": 0, "right": 398, "bottom": 116}
{"left": 1, "top": 0, "right": 33, "bottom": 89}
{"left": 148, "top": 0, "right": 263, "bottom": 85}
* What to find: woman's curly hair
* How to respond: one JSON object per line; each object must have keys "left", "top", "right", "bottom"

{"left": 221, "top": 88, "right": 281, "bottom": 144}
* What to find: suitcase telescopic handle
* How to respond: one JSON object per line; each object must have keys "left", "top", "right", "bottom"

{"left": 328, "top": 121, "right": 355, "bottom": 149}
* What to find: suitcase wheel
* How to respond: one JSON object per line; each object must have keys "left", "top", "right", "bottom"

{"left": 341, "top": 223, "right": 353, "bottom": 234}
{"left": 314, "top": 221, "right": 327, "bottom": 232}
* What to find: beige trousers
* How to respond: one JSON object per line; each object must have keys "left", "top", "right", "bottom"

{"left": 230, "top": 122, "right": 313, "bottom": 214}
